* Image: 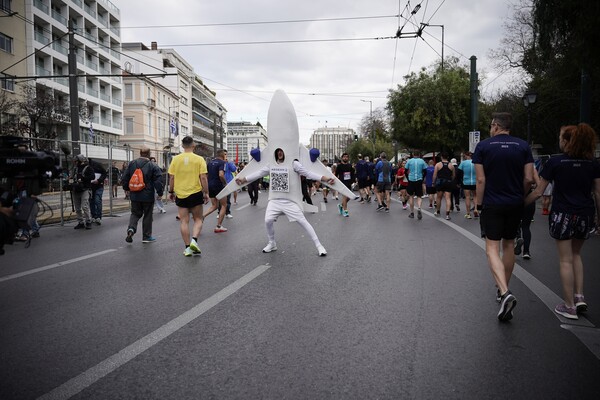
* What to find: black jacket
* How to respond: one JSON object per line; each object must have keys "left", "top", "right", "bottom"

{"left": 89, "top": 159, "right": 107, "bottom": 189}
{"left": 121, "top": 158, "right": 164, "bottom": 202}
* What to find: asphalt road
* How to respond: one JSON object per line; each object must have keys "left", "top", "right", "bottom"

{"left": 2, "top": 192, "right": 600, "bottom": 399}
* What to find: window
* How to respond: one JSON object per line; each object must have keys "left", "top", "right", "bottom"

{"left": 125, "top": 117, "right": 134, "bottom": 133}
{"left": 148, "top": 112, "right": 152, "bottom": 135}
{"left": 0, "top": 32, "right": 13, "bottom": 53}
{"left": 0, "top": 0, "right": 11, "bottom": 13}
{"left": 124, "top": 83, "right": 132, "bottom": 99}
{"left": 1, "top": 73, "right": 14, "bottom": 91}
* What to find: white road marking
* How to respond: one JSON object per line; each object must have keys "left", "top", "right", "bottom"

{"left": 421, "top": 208, "right": 600, "bottom": 359}
{"left": 37, "top": 264, "right": 271, "bottom": 400}
{"left": 0, "top": 250, "right": 118, "bottom": 283}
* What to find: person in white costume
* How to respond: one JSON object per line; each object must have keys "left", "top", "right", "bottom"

{"left": 217, "top": 90, "right": 356, "bottom": 256}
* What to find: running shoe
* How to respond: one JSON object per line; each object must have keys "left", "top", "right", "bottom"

{"left": 317, "top": 244, "right": 327, "bottom": 256}
{"left": 514, "top": 238, "right": 524, "bottom": 255}
{"left": 498, "top": 291, "right": 517, "bottom": 321}
{"left": 574, "top": 295, "right": 588, "bottom": 313}
{"left": 496, "top": 289, "right": 502, "bottom": 303}
{"left": 417, "top": 210, "right": 422, "bottom": 220}
{"left": 262, "top": 241, "right": 277, "bottom": 253}
{"left": 522, "top": 252, "right": 531, "bottom": 260}
{"left": 376, "top": 205, "right": 384, "bottom": 212}
{"left": 402, "top": 204, "right": 408, "bottom": 210}
{"left": 434, "top": 211, "right": 440, "bottom": 217}
{"left": 142, "top": 236, "right": 156, "bottom": 243}
{"left": 324, "top": 198, "right": 328, "bottom": 203}
{"left": 554, "top": 303, "right": 578, "bottom": 320}
{"left": 474, "top": 211, "right": 480, "bottom": 218}
{"left": 456, "top": 205, "right": 460, "bottom": 212}
{"left": 125, "top": 228, "right": 134, "bottom": 243}
{"left": 338, "top": 204, "right": 344, "bottom": 215}
{"left": 343, "top": 210, "right": 349, "bottom": 217}
{"left": 214, "top": 226, "right": 228, "bottom": 233}
{"left": 183, "top": 247, "right": 193, "bottom": 257}
{"left": 428, "top": 204, "right": 433, "bottom": 209}
{"left": 385, "top": 207, "right": 389, "bottom": 213}
{"left": 225, "top": 214, "right": 233, "bottom": 219}
{"left": 189, "top": 239, "right": 201, "bottom": 253}
{"left": 408, "top": 212, "right": 415, "bottom": 219}
{"left": 464, "top": 213, "right": 472, "bottom": 219}
{"left": 445, "top": 214, "right": 451, "bottom": 220}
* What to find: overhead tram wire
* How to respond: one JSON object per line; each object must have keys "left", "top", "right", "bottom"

{"left": 161, "top": 36, "right": 398, "bottom": 47}
{"left": 119, "top": 14, "right": 399, "bottom": 29}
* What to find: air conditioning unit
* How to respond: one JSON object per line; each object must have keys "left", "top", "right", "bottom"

{"left": 147, "top": 98, "right": 155, "bottom": 108}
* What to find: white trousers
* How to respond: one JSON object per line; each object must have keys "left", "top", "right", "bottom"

{"left": 264, "top": 199, "right": 321, "bottom": 246}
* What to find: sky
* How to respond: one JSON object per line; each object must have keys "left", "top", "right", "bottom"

{"left": 116, "top": 0, "right": 518, "bottom": 144}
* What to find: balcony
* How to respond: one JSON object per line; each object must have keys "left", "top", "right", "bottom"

{"left": 111, "top": 76, "right": 121, "bottom": 83}
{"left": 110, "top": 48, "right": 120, "bottom": 59}
{"left": 101, "top": 117, "right": 111, "bottom": 126}
{"left": 86, "top": 59, "right": 98, "bottom": 71}
{"left": 54, "top": 77, "right": 68, "bottom": 87}
{"left": 111, "top": 97, "right": 122, "bottom": 106}
{"left": 110, "top": 26, "right": 120, "bottom": 36}
{"left": 36, "top": 65, "right": 51, "bottom": 77}
{"left": 113, "top": 120, "right": 122, "bottom": 129}
{"left": 100, "top": 93, "right": 110, "bottom": 102}
{"left": 33, "top": 0, "right": 49, "bottom": 14}
{"left": 84, "top": 3, "right": 96, "bottom": 19}
{"left": 72, "top": 0, "right": 82, "bottom": 8}
{"left": 87, "top": 87, "right": 98, "bottom": 97}
{"left": 51, "top": 9, "right": 67, "bottom": 26}
{"left": 52, "top": 41, "right": 68, "bottom": 56}
{"left": 76, "top": 54, "right": 84, "bottom": 64}
{"left": 84, "top": 31, "right": 96, "bottom": 42}
{"left": 77, "top": 83, "right": 85, "bottom": 93}
{"left": 98, "top": 15, "right": 108, "bottom": 28}
{"left": 34, "top": 31, "right": 50, "bottom": 45}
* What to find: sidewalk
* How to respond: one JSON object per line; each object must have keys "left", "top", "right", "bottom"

{"left": 36, "top": 189, "right": 135, "bottom": 225}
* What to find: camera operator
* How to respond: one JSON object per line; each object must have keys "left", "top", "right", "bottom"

{"left": 0, "top": 189, "right": 18, "bottom": 255}
{"left": 70, "top": 154, "right": 94, "bottom": 229}
{"left": 88, "top": 158, "right": 107, "bottom": 226}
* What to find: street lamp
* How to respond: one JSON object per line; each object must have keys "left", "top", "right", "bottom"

{"left": 360, "top": 99, "right": 373, "bottom": 141}
{"left": 522, "top": 91, "right": 537, "bottom": 144}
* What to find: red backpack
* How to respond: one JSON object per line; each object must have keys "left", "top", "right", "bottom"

{"left": 128, "top": 161, "right": 148, "bottom": 192}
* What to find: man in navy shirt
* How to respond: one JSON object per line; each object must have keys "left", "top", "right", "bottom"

{"left": 473, "top": 112, "right": 534, "bottom": 322}
{"left": 203, "top": 149, "right": 228, "bottom": 233}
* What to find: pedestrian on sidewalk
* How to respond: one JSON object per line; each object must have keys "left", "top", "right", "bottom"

{"left": 121, "top": 147, "right": 163, "bottom": 244}
{"left": 109, "top": 161, "right": 120, "bottom": 198}
{"left": 525, "top": 123, "right": 600, "bottom": 320}
{"left": 88, "top": 158, "right": 107, "bottom": 226}
{"left": 149, "top": 157, "right": 166, "bottom": 214}
{"left": 473, "top": 112, "right": 534, "bottom": 322}
{"left": 70, "top": 154, "right": 94, "bottom": 230}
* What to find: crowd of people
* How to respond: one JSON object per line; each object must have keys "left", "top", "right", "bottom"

{"left": 11, "top": 115, "right": 598, "bottom": 323}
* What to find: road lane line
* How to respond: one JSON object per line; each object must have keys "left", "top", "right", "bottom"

{"left": 421, "top": 208, "right": 600, "bottom": 359}
{"left": 0, "top": 250, "right": 118, "bottom": 283}
{"left": 37, "top": 264, "right": 272, "bottom": 400}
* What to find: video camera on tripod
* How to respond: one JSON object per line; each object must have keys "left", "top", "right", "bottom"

{"left": 0, "top": 135, "right": 62, "bottom": 255}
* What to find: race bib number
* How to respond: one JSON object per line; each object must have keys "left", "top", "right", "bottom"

{"left": 343, "top": 171, "right": 351, "bottom": 181}
{"left": 270, "top": 167, "right": 289, "bottom": 192}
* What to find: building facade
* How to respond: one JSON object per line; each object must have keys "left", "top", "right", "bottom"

{"left": 309, "top": 127, "right": 356, "bottom": 162}
{"left": 226, "top": 121, "right": 268, "bottom": 164}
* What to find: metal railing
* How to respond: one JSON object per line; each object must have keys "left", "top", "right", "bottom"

{"left": 33, "top": 0, "right": 48, "bottom": 14}
{"left": 34, "top": 31, "right": 50, "bottom": 45}
{"left": 51, "top": 9, "right": 67, "bottom": 26}
{"left": 52, "top": 41, "right": 68, "bottom": 56}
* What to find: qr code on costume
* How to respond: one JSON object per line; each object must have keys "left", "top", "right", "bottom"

{"left": 271, "top": 172, "right": 289, "bottom": 192}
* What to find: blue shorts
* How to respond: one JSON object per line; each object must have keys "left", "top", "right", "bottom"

{"left": 548, "top": 211, "right": 594, "bottom": 240}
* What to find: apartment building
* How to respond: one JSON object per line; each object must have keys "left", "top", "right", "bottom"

{"left": 121, "top": 42, "right": 227, "bottom": 159}
{"left": 14, "top": 0, "right": 124, "bottom": 144}
{"left": 1, "top": 0, "right": 26, "bottom": 132}
{"left": 226, "top": 121, "right": 268, "bottom": 164}
{"left": 309, "top": 126, "right": 356, "bottom": 163}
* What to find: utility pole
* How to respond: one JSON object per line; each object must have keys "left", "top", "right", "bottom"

{"left": 68, "top": 20, "right": 81, "bottom": 156}
{"left": 469, "top": 56, "right": 479, "bottom": 131}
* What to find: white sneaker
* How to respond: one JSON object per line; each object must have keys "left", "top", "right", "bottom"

{"left": 262, "top": 241, "right": 277, "bottom": 253}
{"left": 189, "top": 238, "right": 201, "bottom": 253}
{"left": 159, "top": 209, "right": 167, "bottom": 214}
{"left": 317, "top": 244, "right": 327, "bottom": 256}
{"left": 225, "top": 214, "right": 233, "bottom": 219}
{"left": 183, "top": 247, "right": 193, "bottom": 257}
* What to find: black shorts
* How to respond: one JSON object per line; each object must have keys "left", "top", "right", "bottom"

{"left": 209, "top": 183, "right": 225, "bottom": 198}
{"left": 426, "top": 186, "right": 436, "bottom": 195}
{"left": 549, "top": 211, "right": 594, "bottom": 240}
{"left": 175, "top": 191, "right": 204, "bottom": 209}
{"left": 435, "top": 179, "right": 455, "bottom": 193}
{"left": 480, "top": 204, "right": 523, "bottom": 241}
{"left": 377, "top": 182, "right": 391, "bottom": 192}
{"left": 358, "top": 177, "right": 370, "bottom": 189}
{"left": 406, "top": 180, "right": 424, "bottom": 197}
{"left": 462, "top": 184, "right": 476, "bottom": 191}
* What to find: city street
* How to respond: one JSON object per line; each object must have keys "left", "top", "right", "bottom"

{"left": 2, "top": 193, "right": 600, "bottom": 399}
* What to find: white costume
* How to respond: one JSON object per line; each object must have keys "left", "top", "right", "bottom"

{"left": 217, "top": 90, "right": 356, "bottom": 256}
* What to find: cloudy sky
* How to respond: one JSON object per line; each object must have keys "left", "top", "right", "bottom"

{"left": 116, "top": 0, "right": 518, "bottom": 143}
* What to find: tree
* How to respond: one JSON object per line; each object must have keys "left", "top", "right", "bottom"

{"left": 387, "top": 57, "right": 479, "bottom": 156}
{"left": 16, "top": 84, "right": 71, "bottom": 142}
{"left": 357, "top": 107, "right": 390, "bottom": 142}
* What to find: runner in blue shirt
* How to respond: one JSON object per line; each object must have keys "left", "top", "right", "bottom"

{"left": 458, "top": 151, "right": 477, "bottom": 218}
{"left": 405, "top": 151, "right": 428, "bottom": 220}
